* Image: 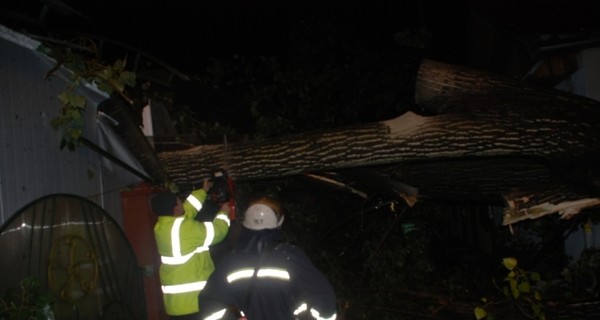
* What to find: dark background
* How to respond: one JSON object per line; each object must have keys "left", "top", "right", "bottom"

{"left": 3, "top": 2, "right": 600, "bottom": 319}
{"left": 0, "top": 0, "right": 471, "bottom": 72}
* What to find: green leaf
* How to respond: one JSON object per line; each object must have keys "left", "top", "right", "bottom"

{"left": 519, "top": 281, "right": 531, "bottom": 293}
{"left": 119, "top": 71, "right": 136, "bottom": 87}
{"left": 108, "top": 78, "right": 125, "bottom": 93}
{"left": 531, "top": 272, "right": 541, "bottom": 282}
{"left": 113, "top": 59, "right": 126, "bottom": 71}
{"left": 502, "top": 257, "right": 518, "bottom": 271}
{"left": 57, "top": 91, "right": 70, "bottom": 104}
{"left": 99, "top": 67, "right": 113, "bottom": 80}
{"left": 69, "top": 128, "right": 82, "bottom": 139}
{"left": 66, "top": 108, "right": 81, "bottom": 119}
{"left": 96, "top": 81, "right": 113, "bottom": 94}
{"left": 71, "top": 94, "right": 86, "bottom": 108}
{"left": 474, "top": 307, "right": 487, "bottom": 320}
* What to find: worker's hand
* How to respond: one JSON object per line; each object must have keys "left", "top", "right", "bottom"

{"left": 219, "top": 202, "right": 231, "bottom": 215}
{"left": 202, "top": 178, "right": 213, "bottom": 192}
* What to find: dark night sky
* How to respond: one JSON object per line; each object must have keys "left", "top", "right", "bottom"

{"left": 1, "top": 1, "right": 470, "bottom": 73}
{"left": 4, "top": 1, "right": 599, "bottom": 75}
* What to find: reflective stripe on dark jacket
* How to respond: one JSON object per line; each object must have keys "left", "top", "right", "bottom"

{"left": 198, "top": 228, "right": 337, "bottom": 320}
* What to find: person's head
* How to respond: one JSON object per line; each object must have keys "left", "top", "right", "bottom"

{"left": 151, "top": 192, "right": 183, "bottom": 216}
{"left": 242, "top": 197, "right": 284, "bottom": 230}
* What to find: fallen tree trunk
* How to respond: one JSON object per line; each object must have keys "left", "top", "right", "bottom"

{"left": 415, "top": 59, "right": 600, "bottom": 115}
{"left": 159, "top": 105, "right": 600, "bottom": 184}
{"left": 149, "top": 59, "right": 600, "bottom": 221}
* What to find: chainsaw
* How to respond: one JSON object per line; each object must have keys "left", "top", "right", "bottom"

{"left": 207, "top": 169, "right": 237, "bottom": 221}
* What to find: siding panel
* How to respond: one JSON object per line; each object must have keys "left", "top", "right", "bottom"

{"left": 0, "top": 28, "right": 143, "bottom": 227}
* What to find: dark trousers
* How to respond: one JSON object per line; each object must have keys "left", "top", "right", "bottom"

{"left": 170, "top": 312, "right": 199, "bottom": 320}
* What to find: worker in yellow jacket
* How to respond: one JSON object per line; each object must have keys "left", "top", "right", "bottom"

{"left": 151, "top": 179, "right": 230, "bottom": 319}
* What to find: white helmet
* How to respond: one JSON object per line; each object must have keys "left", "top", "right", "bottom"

{"left": 243, "top": 197, "right": 284, "bottom": 230}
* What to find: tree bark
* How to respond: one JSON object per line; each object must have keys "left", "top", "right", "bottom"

{"left": 415, "top": 59, "right": 600, "bottom": 115}
{"left": 158, "top": 106, "right": 600, "bottom": 182}
{"left": 98, "top": 96, "right": 170, "bottom": 186}
{"left": 146, "top": 59, "right": 600, "bottom": 221}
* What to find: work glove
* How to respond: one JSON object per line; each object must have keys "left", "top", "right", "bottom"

{"left": 195, "top": 198, "right": 221, "bottom": 222}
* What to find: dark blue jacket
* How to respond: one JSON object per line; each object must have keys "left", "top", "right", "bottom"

{"left": 198, "top": 228, "right": 337, "bottom": 320}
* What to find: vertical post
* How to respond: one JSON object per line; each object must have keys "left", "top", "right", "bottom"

{"left": 121, "top": 182, "right": 167, "bottom": 320}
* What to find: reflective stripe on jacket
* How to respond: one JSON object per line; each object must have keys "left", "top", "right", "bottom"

{"left": 154, "top": 189, "right": 230, "bottom": 316}
{"left": 198, "top": 236, "right": 337, "bottom": 320}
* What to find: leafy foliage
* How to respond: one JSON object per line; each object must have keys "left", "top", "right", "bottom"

{"left": 476, "top": 258, "right": 546, "bottom": 320}
{"left": 0, "top": 277, "right": 54, "bottom": 320}
{"left": 173, "top": 20, "right": 424, "bottom": 142}
{"left": 37, "top": 38, "right": 136, "bottom": 150}
{"left": 561, "top": 248, "right": 600, "bottom": 298}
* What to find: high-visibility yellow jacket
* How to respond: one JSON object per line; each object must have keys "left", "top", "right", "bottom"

{"left": 154, "top": 188, "right": 230, "bottom": 316}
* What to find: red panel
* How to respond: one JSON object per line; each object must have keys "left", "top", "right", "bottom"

{"left": 121, "top": 182, "right": 168, "bottom": 320}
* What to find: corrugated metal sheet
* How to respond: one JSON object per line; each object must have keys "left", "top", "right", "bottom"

{"left": 0, "top": 24, "right": 145, "bottom": 226}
